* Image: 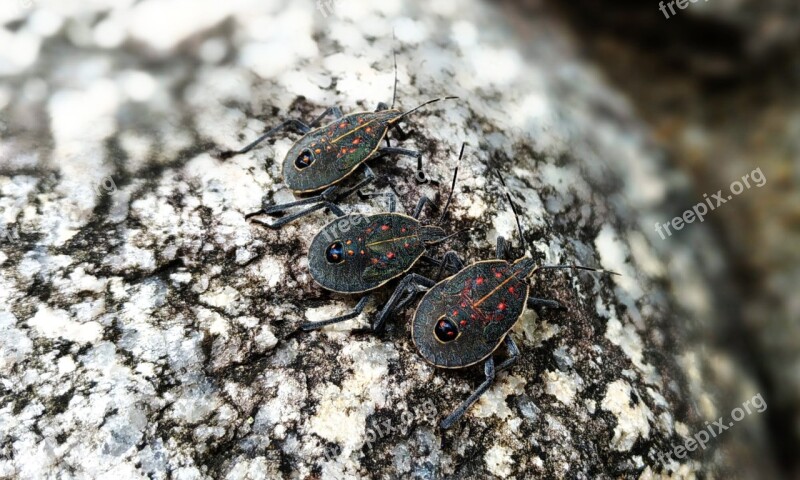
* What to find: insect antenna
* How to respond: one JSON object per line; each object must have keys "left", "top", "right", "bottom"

{"left": 494, "top": 168, "right": 529, "bottom": 257}
{"left": 494, "top": 166, "right": 620, "bottom": 278}
{"left": 428, "top": 228, "right": 473, "bottom": 245}
{"left": 532, "top": 265, "right": 620, "bottom": 276}
{"left": 391, "top": 96, "right": 459, "bottom": 123}
{"left": 390, "top": 31, "right": 398, "bottom": 109}
{"left": 438, "top": 142, "right": 466, "bottom": 224}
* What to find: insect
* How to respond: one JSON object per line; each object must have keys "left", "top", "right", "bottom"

{"left": 407, "top": 170, "right": 618, "bottom": 429}
{"left": 225, "top": 49, "right": 457, "bottom": 229}
{"left": 300, "top": 143, "right": 468, "bottom": 332}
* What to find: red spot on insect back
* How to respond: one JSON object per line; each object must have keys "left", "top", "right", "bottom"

{"left": 387, "top": 252, "right": 395, "bottom": 260}
{"left": 352, "top": 137, "right": 361, "bottom": 145}
{"left": 460, "top": 320, "right": 467, "bottom": 326}
{"left": 476, "top": 277, "right": 484, "bottom": 285}
{"left": 381, "top": 225, "right": 390, "bottom": 231}
{"left": 498, "top": 302, "right": 506, "bottom": 311}
{"left": 495, "top": 272, "right": 502, "bottom": 278}
{"left": 508, "top": 287, "right": 515, "bottom": 294}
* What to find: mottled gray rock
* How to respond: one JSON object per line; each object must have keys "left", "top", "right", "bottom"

{"left": 0, "top": 0, "right": 778, "bottom": 478}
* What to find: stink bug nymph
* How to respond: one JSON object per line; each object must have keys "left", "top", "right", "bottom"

{"left": 410, "top": 170, "right": 619, "bottom": 429}
{"left": 226, "top": 48, "right": 457, "bottom": 229}
{"left": 300, "top": 143, "right": 468, "bottom": 333}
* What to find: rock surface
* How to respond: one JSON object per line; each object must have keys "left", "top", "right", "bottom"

{"left": 0, "top": 0, "right": 778, "bottom": 478}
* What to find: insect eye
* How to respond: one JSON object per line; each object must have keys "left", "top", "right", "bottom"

{"left": 295, "top": 149, "right": 315, "bottom": 169}
{"left": 325, "top": 242, "right": 345, "bottom": 264}
{"left": 434, "top": 318, "right": 459, "bottom": 343}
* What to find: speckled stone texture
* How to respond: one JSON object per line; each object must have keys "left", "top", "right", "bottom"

{"left": 0, "top": 0, "right": 776, "bottom": 479}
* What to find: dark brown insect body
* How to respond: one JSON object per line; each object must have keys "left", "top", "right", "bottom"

{"left": 412, "top": 258, "right": 535, "bottom": 368}
{"left": 308, "top": 212, "right": 446, "bottom": 294}
{"left": 232, "top": 96, "right": 456, "bottom": 229}
{"left": 284, "top": 110, "right": 403, "bottom": 193}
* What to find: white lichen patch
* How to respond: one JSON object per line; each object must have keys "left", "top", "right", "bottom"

{"left": 472, "top": 373, "right": 526, "bottom": 421}
{"left": 604, "top": 314, "right": 660, "bottom": 385}
{"left": 199, "top": 285, "right": 242, "bottom": 314}
{"left": 252, "top": 257, "right": 287, "bottom": 290}
{"left": 304, "top": 302, "right": 368, "bottom": 331}
{"left": 678, "top": 352, "right": 718, "bottom": 420}
{"left": 594, "top": 225, "right": 642, "bottom": 300}
{"left": 27, "top": 306, "right": 102, "bottom": 344}
{"left": 601, "top": 380, "right": 653, "bottom": 451}
{"left": 0, "top": 312, "right": 33, "bottom": 373}
{"left": 543, "top": 369, "right": 580, "bottom": 405}
{"left": 627, "top": 231, "right": 666, "bottom": 278}
{"left": 485, "top": 444, "right": 515, "bottom": 477}
{"left": 308, "top": 341, "right": 400, "bottom": 458}
{"left": 253, "top": 370, "right": 306, "bottom": 433}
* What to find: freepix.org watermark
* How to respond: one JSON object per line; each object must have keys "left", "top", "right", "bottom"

{"left": 657, "top": 392, "right": 767, "bottom": 465}
{"left": 655, "top": 167, "right": 766, "bottom": 240}
{"left": 658, "top": 0, "right": 709, "bottom": 19}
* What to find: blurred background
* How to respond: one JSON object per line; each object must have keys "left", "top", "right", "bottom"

{"left": 534, "top": 0, "right": 800, "bottom": 475}
{"left": 0, "top": 0, "right": 798, "bottom": 478}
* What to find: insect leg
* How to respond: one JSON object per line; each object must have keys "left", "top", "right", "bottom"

{"left": 496, "top": 236, "right": 509, "bottom": 260}
{"left": 250, "top": 202, "right": 339, "bottom": 229}
{"left": 419, "top": 255, "right": 440, "bottom": 266}
{"left": 373, "top": 147, "right": 429, "bottom": 184}
{"left": 390, "top": 123, "right": 414, "bottom": 142}
{"left": 246, "top": 187, "right": 348, "bottom": 229}
{"left": 495, "top": 335, "right": 520, "bottom": 374}
{"left": 434, "top": 251, "right": 465, "bottom": 279}
{"left": 527, "top": 297, "right": 565, "bottom": 311}
{"left": 440, "top": 358, "right": 497, "bottom": 430}
{"left": 356, "top": 191, "right": 397, "bottom": 212}
{"left": 332, "top": 165, "right": 377, "bottom": 202}
{"left": 372, "top": 274, "right": 435, "bottom": 332}
{"left": 394, "top": 288, "right": 420, "bottom": 311}
{"left": 232, "top": 119, "right": 310, "bottom": 155}
{"left": 412, "top": 196, "right": 432, "bottom": 219}
{"left": 299, "top": 295, "right": 372, "bottom": 331}
{"left": 255, "top": 186, "right": 338, "bottom": 216}
{"left": 307, "top": 106, "right": 344, "bottom": 127}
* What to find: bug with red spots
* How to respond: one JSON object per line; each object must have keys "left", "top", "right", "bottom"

{"left": 224, "top": 49, "right": 457, "bottom": 229}
{"left": 408, "top": 171, "right": 618, "bottom": 429}
{"left": 300, "top": 144, "right": 468, "bottom": 332}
